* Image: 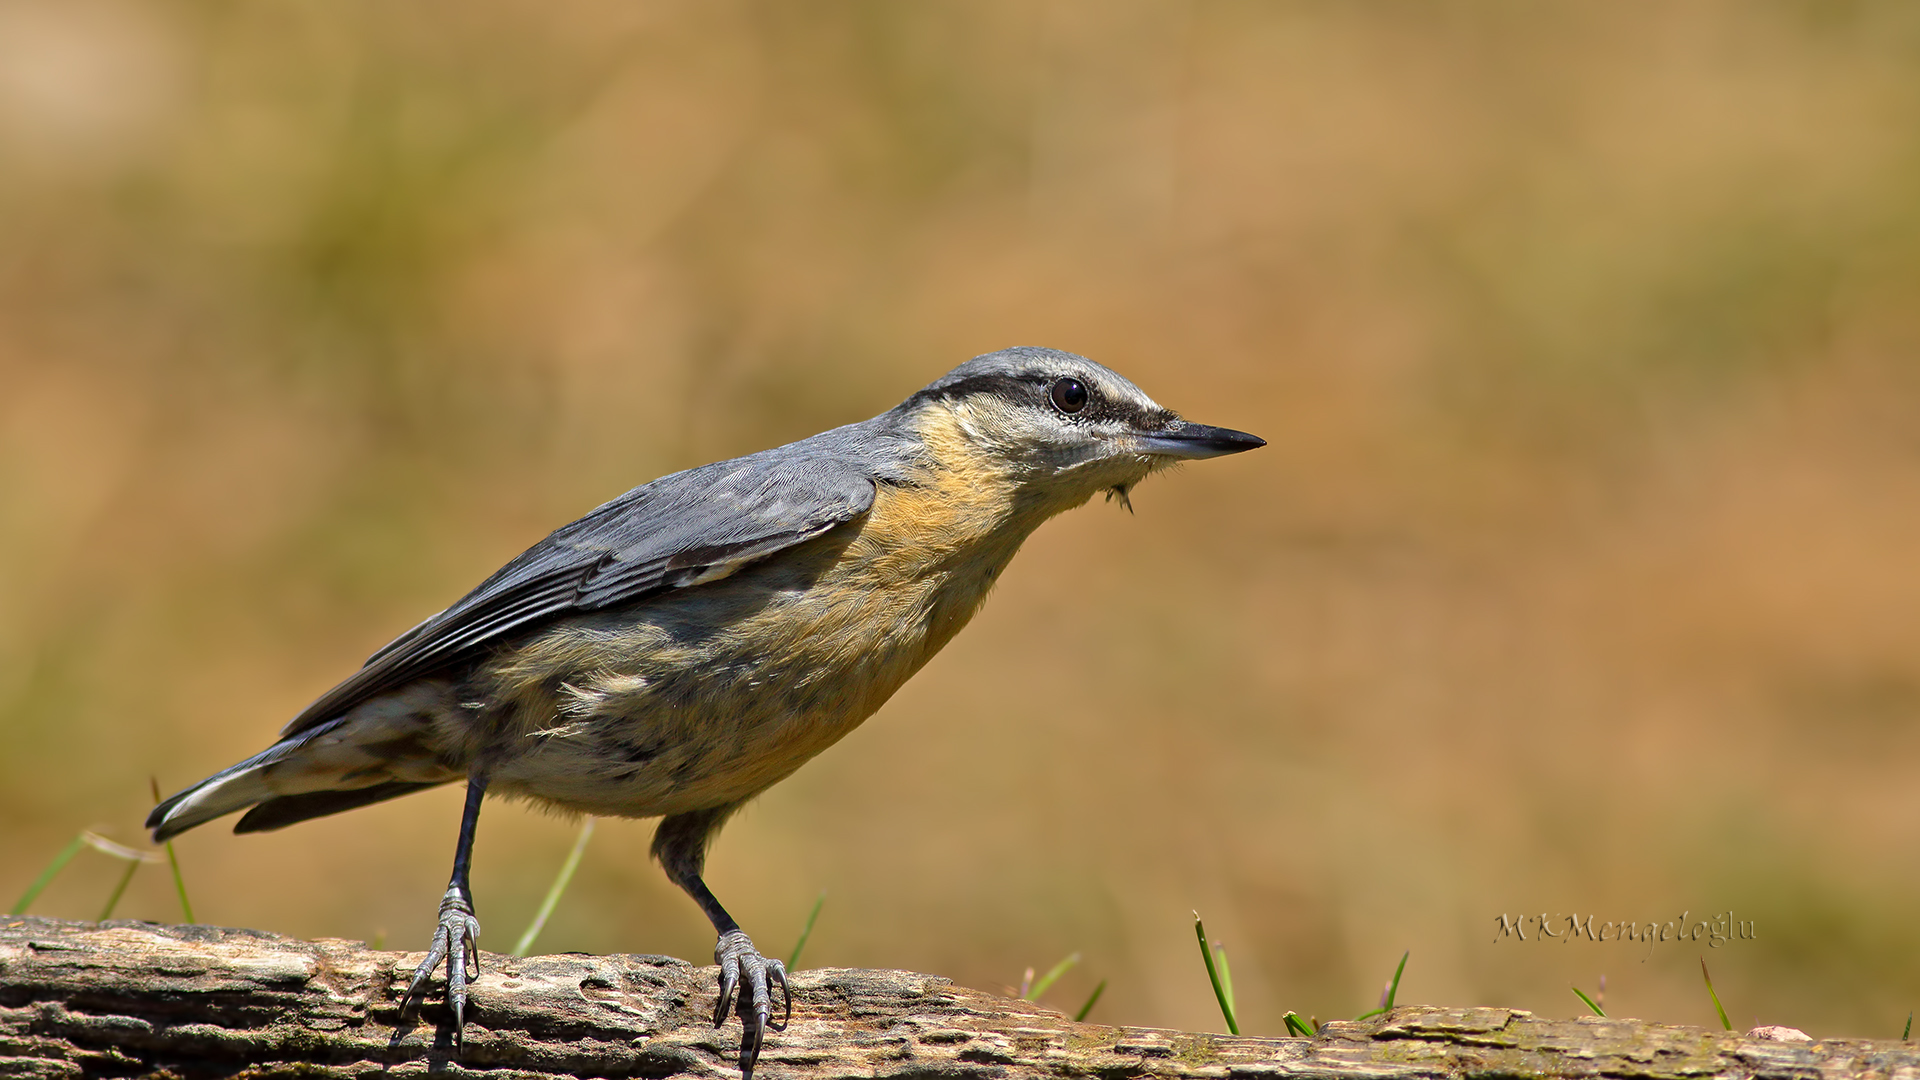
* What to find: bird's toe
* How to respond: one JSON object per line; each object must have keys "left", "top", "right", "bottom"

{"left": 713, "top": 929, "right": 790, "bottom": 1077}
{"left": 405, "top": 885, "right": 482, "bottom": 1045}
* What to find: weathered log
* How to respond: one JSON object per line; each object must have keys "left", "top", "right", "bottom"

{"left": 0, "top": 916, "right": 1908, "bottom": 1079}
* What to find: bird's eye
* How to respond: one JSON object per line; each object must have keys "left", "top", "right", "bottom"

{"left": 1049, "top": 377, "right": 1089, "bottom": 414}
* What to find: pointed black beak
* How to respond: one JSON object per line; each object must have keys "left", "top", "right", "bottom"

{"left": 1133, "top": 420, "right": 1266, "bottom": 460}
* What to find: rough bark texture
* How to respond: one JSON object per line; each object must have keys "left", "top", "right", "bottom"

{"left": 0, "top": 917, "right": 1909, "bottom": 1079}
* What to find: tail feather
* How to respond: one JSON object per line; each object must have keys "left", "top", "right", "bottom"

{"left": 234, "top": 781, "right": 448, "bottom": 834}
{"left": 147, "top": 723, "right": 346, "bottom": 841}
{"left": 148, "top": 682, "right": 463, "bottom": 842}
{"left": 148, "top": 767, "right": 277, "bottom": 841}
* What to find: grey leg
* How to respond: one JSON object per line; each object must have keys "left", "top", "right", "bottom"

{"left": 654, "top": 806, "right": 790, "bottom": 1078}
{"left": 405, "top": 772, "right": 488, "bottom": 1043}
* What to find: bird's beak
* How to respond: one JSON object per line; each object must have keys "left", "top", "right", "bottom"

{"left": 1132, "top": 421, "right": 1266, "bottom": 460}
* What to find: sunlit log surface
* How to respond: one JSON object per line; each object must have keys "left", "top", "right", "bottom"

{"left": 0, "top": 917, "right": 1906, "bottom": 1079}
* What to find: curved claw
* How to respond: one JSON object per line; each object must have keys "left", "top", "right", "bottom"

{"left": 404, "top": 885, "right": 482, "bottom": 1043}
{"left": 767, "top": 960, "right": 792, "bottom": 1032}
{"left": 712, "top": 956, "right": 740, "bottom": 1028}
{"left": 713, "top": 929, "right": 788, "bottom": 1077}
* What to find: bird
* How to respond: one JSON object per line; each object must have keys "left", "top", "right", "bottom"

{"left": 147, "top": 346, "right": 1263, "bottom": 1073}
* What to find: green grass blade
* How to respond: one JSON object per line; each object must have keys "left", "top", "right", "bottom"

{"left": 1699, "top": 958, "right": 1731, "bottom": 1031}
{"left": 1572, "top": 986, "right": 1607, "bottom": 1017}
{"left": 1212, "top": 943, "right": 1235, "bottom": 1015}
{"left": 98, "top": 860, "right": 141, "bottom": 921}
{"left": 512, "top": 816, "right": 595, "bottom": 957}
{"left": 1193, "top": 912, "right": 1239, "bottom": 1035}
{"left": 1026, "top": 952, "right": 1080, "bottom": 1002}
{"left": 1356, "top": 950, "right": 1412, "bottom": 1019}
{"left": 787, "top": 890, "right": 826, "bottom": 970}
{"left": 151, "top": 777, "right": 194, "bottom": 924}
{"left": 1904, "top": 1011, "right": 1912, "bottom": 1041}
{"left": 11, "top": 835, "right": 85, "bottom": 915}
{"left": 1074, "top": 978, "right": 1107, "bottom": 1022}
{"left": 1283, "top": 1011, "right": 1313, "bottom": 1037}
{"left": 162, "top": 840, "right": 193, "bottom": 924}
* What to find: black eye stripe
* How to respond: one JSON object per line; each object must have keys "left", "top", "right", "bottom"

{"left": 906, "top": 370, "right": 1172, "bottom": 430}
{"left": 906, "top": 374, "right": 1032, "bottom": 408}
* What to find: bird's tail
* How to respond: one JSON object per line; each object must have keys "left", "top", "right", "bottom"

{"left": 147, "top": 683, "right": 464, "bottom": 841}
{"left": 148, "top": 739, "right": 295, "bottom": 841}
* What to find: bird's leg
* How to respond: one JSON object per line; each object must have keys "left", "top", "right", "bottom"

{"left": 654, "top": 807, "right": 790, "bottom": 1078}
{"left": 405, "top": 772, "right": 488, "bottom": 1043}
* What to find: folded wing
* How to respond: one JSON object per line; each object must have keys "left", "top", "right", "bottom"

{"left": 281, "top": 450, "right": 879, "bottom": 739}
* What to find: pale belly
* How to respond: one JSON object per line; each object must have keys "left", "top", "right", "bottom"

{"left": 473, "top": 524, "right": 1008, "bottom": 818}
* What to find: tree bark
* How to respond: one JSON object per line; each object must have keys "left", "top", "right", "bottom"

{"left": 0, "top": 916, "right": 1906, "bottom": 1079}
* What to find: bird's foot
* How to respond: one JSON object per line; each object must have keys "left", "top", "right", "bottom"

{"left": 713, "top": 928, "right": 791, "bottom": 1077}
{"left": 404, "top": 883, "right": 482, "bottom": 1042}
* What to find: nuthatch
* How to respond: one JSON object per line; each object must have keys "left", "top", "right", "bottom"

{"left": 149, "top": 347, "right": 1263, "bottom": 1072}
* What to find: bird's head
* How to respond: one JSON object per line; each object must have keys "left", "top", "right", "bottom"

{"left": 897, "top": 347, "right": 1264, "bottom": 511}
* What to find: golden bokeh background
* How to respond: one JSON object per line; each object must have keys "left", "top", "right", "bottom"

{"left": 6, "top": 0, "right": 1920, "bottom": 1038}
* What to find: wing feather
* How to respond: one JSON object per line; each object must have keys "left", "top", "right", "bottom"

{"left": 280, "top": 450, "right": 879, "bottom": 738}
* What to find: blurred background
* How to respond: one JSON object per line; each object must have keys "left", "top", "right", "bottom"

{"left": 5, "top": 0, "right": 1920, "bottom": 1039}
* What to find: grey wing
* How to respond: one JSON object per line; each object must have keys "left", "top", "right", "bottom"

{"left": 278, "top": 453, "right": 878, "bottom": 738}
